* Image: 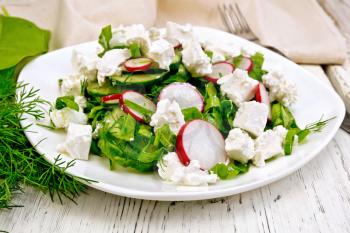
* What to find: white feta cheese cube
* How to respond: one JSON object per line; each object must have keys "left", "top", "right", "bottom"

{"left": 165, "top": 21, "right": 194, "bottom": 46}
{"left": 262, "top": 69, "right": 297, "bottom": 106}
{"left": 96, "top": 48, "right": 131, "bottom": 85}
{"left": 217, "top": 69, "right": 259, "bottom": 106}
{"left": 57, "top": 123, "right": 92, "bottom": 160}
{"left": 233, "top": 101, "right": 268, "bottom": 137}
{"left": 225, "top": 128, "right": 255, "bottom": 163}
{"left": 181, "top": 38, "right": 212, "bottom": 77}
{"left": 60, "top": 73, "right": 85, "bottom": 96}
{"left": 50, "top": 108, "right": 87, "bottom": 129}
{"left": 147, "top": 39, "right": 175, "bottom": 70}
{"left": 150, "top": 99, "right": 185, "bottom": 134}
{"left": 71, "top": 49, "right": 99, "bottom": 82}
{"left": 157, "top": 152, "right": 218, "bottom": 186}
{"left": 253, "top": 125, "right": 288, "bottom": 167}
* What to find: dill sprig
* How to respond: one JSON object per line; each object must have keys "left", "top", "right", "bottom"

{"left": 304, "top": 116, "right": 336, "bottom": 133}
{"left": 0, "top": 68, "right": 90, "bottom": 209}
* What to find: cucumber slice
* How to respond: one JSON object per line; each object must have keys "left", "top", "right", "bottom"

{"left": 110, "top": 73, "right": 165, "bottom": 85}
{"left": 87, "top": 81, "right": 126, "bottom": 97}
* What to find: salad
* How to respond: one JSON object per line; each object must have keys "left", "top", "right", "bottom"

{"left": 46, "top": 22, "right": 331, "bottom": 186}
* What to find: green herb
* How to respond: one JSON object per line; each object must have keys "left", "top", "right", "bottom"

{"left": 248, "top": 52, "right": 268, "bottom": 81}
{"left": 205, "top": 50, "right": 213, "bottom": 60}
{"left": 0, "top": 15, "right": 50, "bottom": 70}
{"left": 98, "top": 24, "right": 112, "bottom": 56}
{"left": 109, "top": 114, "right": 136, "bottom": 141}
{"left": 297, "top": 116, "right": 335, "bottom": 143}
{"left": 0, "top": 71, "right": 90, "bottom": 208}
{"left": 154, "top": 124, "right": 176, "bottom": 151}
{"left": 204, "top": 82, "right": 221, "bottom": 111}
{"left": 284, "top": 128, "right": 299, "bottom": 155}
{"left": 55, "top": 95, "right": 79, "bottom": 111}
{"left": 210, "top": 161, "right": 250, "bottom": 180}
{"left": 129, "top": 43, "right": 142, "bottom": 58}
{"left": 182, "top": 107, "right": 203, "bottom": 121}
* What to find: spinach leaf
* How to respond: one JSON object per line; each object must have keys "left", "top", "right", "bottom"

{"left": 210, "top": 161, "right": 250, "bottom": 180}
{"left": 129, "top": 43, "right": 142, "bottom": 58}
{"left": 0, "top": 15, "right": 50, "bottom": 69}
{"left": 55, "top": 96, "right": 79, "bottom": 111}
{"left": 248, "top": 52, "right": 268, "bottom": 81}
{"left": 154, "top": 124, "right": 176, "bottom": 151}
{"left": 182, "top": 107, "right": 203, "bottom": 121}
{"left": 98, "top": 25, "right": 112, "bottom": 52}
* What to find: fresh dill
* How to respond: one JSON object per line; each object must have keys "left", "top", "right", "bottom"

{"left": 0, "top": 71, "right": 90, "bottom": 209}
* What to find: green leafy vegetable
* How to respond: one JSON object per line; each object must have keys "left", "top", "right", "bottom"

{"left": 204, "top": 82, "right": 221, "bottom": 111}
{"left": 0, "top": 15, "right": 50, "bottom": 69}
{"left": 210, "top": 161, "right": 250, "bottom": 180}
{"left": 55, "top": 95, "right": 79, "bottom": 111}
{"left": 284, "top": 128, "right": 299, "bottom": 155}
{"left": 248, "top": 52, "right": 268, "bottom": 81}
{"left": 123, "top": 99, "right": 154, "bottom": 120}
{"left": 129, "top": 43, "right": 142, "bottom": 58}
{"left": 154, "top": 124, "right": 176, "bottom": 151}
{"left": 98, "top": 25, "right": 112, "bottom": 54}
{"left": 109, "top": 114, "right": 136, "bottom": 141}
{"left": 271, "top": 103, "right": 297, "bottom": 129}
{"left": 182, "top": 107, "right": 203, "bottom": 121}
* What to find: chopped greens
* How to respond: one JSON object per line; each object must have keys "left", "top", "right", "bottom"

{"left": 248, "top": 52, "right": 268, "bottom": 81}
{"left": 210, "top": 161, "right": 250, "bottom": 180}
{"left": 55, "top": 95, "right": 79, "bottom": 111}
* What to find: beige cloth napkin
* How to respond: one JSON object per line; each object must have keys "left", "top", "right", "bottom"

{"left": 2, "top": 0, "right": 347, "bottom": 64}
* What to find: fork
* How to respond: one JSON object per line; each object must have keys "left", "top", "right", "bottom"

{"left": 218, "top": 3, "right": 258, "bottom": 41}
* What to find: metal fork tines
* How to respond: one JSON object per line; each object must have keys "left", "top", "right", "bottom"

{"left": 218, "top": 2, "right": 258, "bottom": 41}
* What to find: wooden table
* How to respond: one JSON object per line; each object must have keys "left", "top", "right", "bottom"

{"left": 1, "top": 1, "right": 350, "bottom": 232}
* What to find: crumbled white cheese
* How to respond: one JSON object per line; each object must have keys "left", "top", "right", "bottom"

{"left": 253, "top": 125, "right": 287, "bottom": 167}
{"left": 217, "top": 69, "right": 259, "bottom": 106}
{"left": 96, "top": 48, "right": 131, "bottom": 85}
{"left": 74, "top": 96, "right": 87, "bottom": 111}
{"left": 225, "top": 128, "right": 255, "bottom": 163}
{"left": 262, "top": 70, "right": 297, "bottom": 106}
{"left": 71, "top": 49, "right": 99, "bottom": 82}
{"left": 157, "top": 152, "right": 218, "bottom": 186}
{"left": 147, "top": 39, "right": 175, "bottom": 70}
{"left": 60, "top": 73, "right": 85, "bottom": 96}
{"left": 149, "top": 27, "right": 164, "bottom": 41}
{"left": 233, "top": 101, "right": 268, "bottom": 137}
{"left": 205, "top": 40, "right": 241, "bottom": 63}
{"left": 181, "top": 38, "right": 212, "bottom": 77}
{"left": 165, "top": 21, "right": 194, "bottom": 46}
{"left": 150, "top": 99, "right": 185, "bottom": 135}
{"left": 57, "top": 123, "right": 92, "bottom": 160}
{"left": 50, "top": 108, "right": 87, "bottom": 129}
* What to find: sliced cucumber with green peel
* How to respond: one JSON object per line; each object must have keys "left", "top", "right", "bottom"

{"left": 87, "top": 81, "right": 127, "bottom": 97}
{"left": 111, "top": 72, "right": 166, "bottom": 85}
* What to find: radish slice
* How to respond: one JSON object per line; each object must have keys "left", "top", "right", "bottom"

{"left": 101, "top": 93, "right": 121, "bottom": 104}
{"left": 120, "top": 90, "right": 156, "bottom": 122}
{"left": 238, "top": 56, "right": 253, "bottom": 72}
{"left": 205, "top": 61, "right": 234, "bottom": 83}
{"left": 158, "top": 82, "right": 204, "bottom": 112}
{"left": 176, "top": 120, "right": 227, "bottom": 170}
{"left": 124, "top": 58, "right": 152, "bottom": 72}
{"left": 256, "top": 83, "right": 271, "bottom": 119}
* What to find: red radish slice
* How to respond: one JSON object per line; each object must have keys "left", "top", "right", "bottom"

{"left": 120, "top": 90, "right": 156, "bottom": 122}
{"left": 124, "top": 58, "right": 152, "bottom": 72}
{"left": 158, "top": 82, "right": 204, "bottom": 112}
{"left": 205, "top": 61, "right": 234, "bottom": 83}
{"left": 101, "top": 93, "right": 121, "bottom": 104}
{"left": 176, "top": 120, "right": 227, "bottom": 170}
{"left": 256, "top": 83, "right": 271, "bottom": 119}
{"left": 238, "top": 56, "right": 253, "bottom": 72}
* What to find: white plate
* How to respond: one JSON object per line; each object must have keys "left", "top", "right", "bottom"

{"left": 18, "top": 26, "right": 345, "bottom": 201}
